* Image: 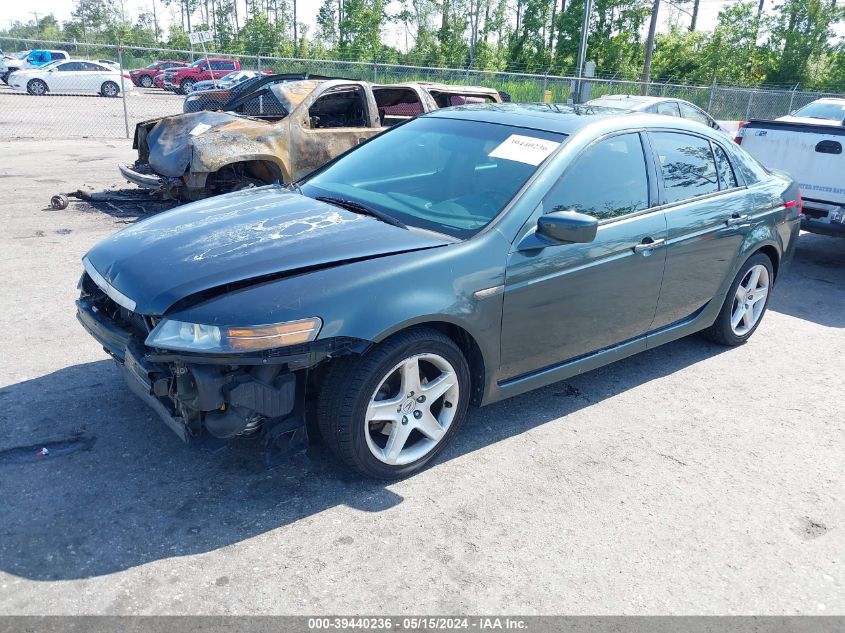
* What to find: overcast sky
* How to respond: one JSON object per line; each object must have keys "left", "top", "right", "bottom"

{"left": 5, "top": 0, "right": 732, "bottom": 52}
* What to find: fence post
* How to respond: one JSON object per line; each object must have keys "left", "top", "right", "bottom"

{"left": 372, "top": 63, "right": 378, "bottom": 83}
{"left": 707, "top": 76, "right": 716, "bottom": 112}
{"left": 745, "top": 91, "right": 754, "bottom": 120}
{"left": 788, "top": 82, "right": 799, "bottom": 114}
{"left": 257, "top": 55, "right": 261, "bottom": 72}
{"left": 117, "top": 47, "right": 130, "bottom": 139}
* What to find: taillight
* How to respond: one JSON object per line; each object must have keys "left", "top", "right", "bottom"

{"left": 122, "top": 72, "right": 130, "bottom": 79}
{"left": 785, "top": 193, "right": 803, "bottom": 215}
{"left": 734, "top": 121, "right": 746, "bottom": 145}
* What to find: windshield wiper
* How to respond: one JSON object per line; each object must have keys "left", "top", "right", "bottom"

{"left": 316, "top": 196, "right": 407, "bottom": 230}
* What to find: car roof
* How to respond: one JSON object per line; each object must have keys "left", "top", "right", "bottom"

{"left": 587, "top": 94, "right": 669, "bottom": 108}
{"left": 422, "top": 102, "right": 720, "bottom": 138}
{"left": 808, "top": 97, "right": 845, "bottom": 104}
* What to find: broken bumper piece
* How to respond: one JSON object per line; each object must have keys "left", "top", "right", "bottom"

{"left": 76, "top": 292, "right": 304, "bottom": 459}
{"left": 119, "top": 163, "right": 183, "bottom": 194}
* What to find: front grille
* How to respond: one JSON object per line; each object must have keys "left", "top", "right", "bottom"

{"left": 81, "top": 272, "right": 151, "bottom": 339}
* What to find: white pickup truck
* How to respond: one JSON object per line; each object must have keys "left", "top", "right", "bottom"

{"left": 738, "top": 106, "right": 845, "bottom": 237}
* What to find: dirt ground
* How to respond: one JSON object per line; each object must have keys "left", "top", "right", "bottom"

{"left": 0, "top": 138, "right": 843, "bottom": 615}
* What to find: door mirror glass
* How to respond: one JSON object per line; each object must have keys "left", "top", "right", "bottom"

{"left": 537, "top": 210, "right": 598, "bottom": 243}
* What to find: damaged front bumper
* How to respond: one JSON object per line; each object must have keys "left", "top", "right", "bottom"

{"left": 76, "top": 282, "right": 360, "bottom": 460}
{"left": 119, "top": 162, "right": 183, "bottom": 194}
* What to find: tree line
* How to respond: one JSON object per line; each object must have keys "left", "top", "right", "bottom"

{"left": 3, "top": 0, "right": 844, "bottom": 90}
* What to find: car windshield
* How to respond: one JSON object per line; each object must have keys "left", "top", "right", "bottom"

{"left": 792, "top": 101, "right": 845, "bottom": 121}
{"left": 145, "top": 62, "right": 158, "bottom": 69}
{"left": 300, "top": 117, "right": 566, "bottom": 239}
{"left": 37, "top": 60, "right": 63, "bottom": 70}
{"left": 189, "top": 59, "right": 205, "bottom": 68}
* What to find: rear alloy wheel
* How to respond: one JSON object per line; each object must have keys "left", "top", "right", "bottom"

{"left": 317, "top": 328, "right": 470, "bottom": 479}
{"left": 704, "top": 253, "right": 774, "bottom": 346}
{"left": 100, "top": 81, "right": 119, "bottom": 97}
{"left": 27, "top": 79, "right": 48, "bottom": 96}
{"left": 180, "top": 79, "right": 195, "bottom": 94}
{"left": 139, "top": 74, "right": 153, "bottom": 88}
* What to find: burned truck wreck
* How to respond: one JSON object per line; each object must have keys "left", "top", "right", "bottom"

{"left": 119, "top": 79, "right": 501, "bottom": 200}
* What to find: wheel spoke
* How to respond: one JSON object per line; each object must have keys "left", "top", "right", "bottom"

{"left": 745, "top": 266, "right": 762, "bottom": 292}
{"left": 400, "top": 357, "right": 421, "bottom": 395}
{"left": 420, "top": 370, "right": 456, "bottom": 403}
{"left": 383, "top": 421, "right": 414, "bottom": 464}
{"left": 742, "top": 306, "right": 754, "bottom": 329}
{"left": 731, "top": 304, "right": 745, "bottom": 328}
{"left": 415, "top": 410, "right": 445, "bottom": 442}
{"left": 366, "top": 397, "right": 402, "bottom": 423}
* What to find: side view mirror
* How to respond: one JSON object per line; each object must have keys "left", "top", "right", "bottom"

{"left": 537, "top": 209, "right": 598, "bottom": 243}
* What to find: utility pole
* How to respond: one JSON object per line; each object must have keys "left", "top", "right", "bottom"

{"left": 293, "top": 0, "right": 298, "bottom": 48}
{"left": 641, "top": 0, "right": 660, "bottom": 94}
{"left": 574, "top": 0, "right": 593, "bottom": 102}
{"left": 689, "top": 0, "right": 699, "bottom": 31}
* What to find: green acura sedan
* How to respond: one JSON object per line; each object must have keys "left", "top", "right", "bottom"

{"left": 77, "top": 103, "right": 801, "bottom": 478}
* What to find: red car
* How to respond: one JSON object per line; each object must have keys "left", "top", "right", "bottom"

{"left": 161, "top": 58, "right": 240, "bottom": 94}
{"left": 128, "top": 60, "right": 188, "bottom": 88}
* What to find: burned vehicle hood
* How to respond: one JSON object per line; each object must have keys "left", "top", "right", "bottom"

{"left": 144, "top": 111, "right": 276, "bottom": 177}
{"left": 84, "top": 186, "right": 449, "bottom": 316}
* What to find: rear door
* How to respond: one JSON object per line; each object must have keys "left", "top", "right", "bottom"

{"left": 48, "top": 61, "right": 85, "bottom": 92}
{"left": 288, "top": 83, "right": 381, "bottom": 180}
{"left": 499, "top": 131, "right": 667, "bottom": 380}
{"left": 647, "top": 131, "right": 749, "bottom": 330}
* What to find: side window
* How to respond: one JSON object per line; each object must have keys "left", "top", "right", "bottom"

{"left": 545, "top": 133, "right": 649, "bottom": 220}
{"left": 308, "top": 87, "right": 368, "bottom": 129}
{"left": 223, "top": 61, "right": 236, "bottom": 70}
{"left": 57, "top": 62, "right": 80, "bottom": 72}
{"left": 80, "top": 62, "right": 104, "bottom": 71}
{"left": 656, "top": 101, "right": 681, "bottom": 117}
{"left": 722, "top": 141, "right": 765, "bottom": 185}
{"left": 651, "top": 132, "right": 719, "bottom": 203}
{"left": 713, "top": 144, "right": 738, "bottom": 190}
{"left": 373, "top": 88, "right": 423, "bottom": 126}
{"left": 679, "top": 102, "right": 712, "bottom": 126}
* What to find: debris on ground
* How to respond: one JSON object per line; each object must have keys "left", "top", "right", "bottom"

{"left": 48, "top": 188, "right": 178, "bottom": 217}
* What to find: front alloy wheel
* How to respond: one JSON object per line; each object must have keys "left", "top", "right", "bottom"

{"left": 317, "top": 327, "right": 470, "bottom": 479}
{"left": 364, "top": 353, "right": 460, "bottom": 466}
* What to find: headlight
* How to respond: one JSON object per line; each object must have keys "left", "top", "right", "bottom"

{"left": 145, "top": 317, "right": 322, "bottom": 353}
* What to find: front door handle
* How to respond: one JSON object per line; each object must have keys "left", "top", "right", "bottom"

{"left": 726, "top": 214, "right": 750, "bottom": 226}
{"left": 633, "top": 237, "right": 666, "bottom": 254}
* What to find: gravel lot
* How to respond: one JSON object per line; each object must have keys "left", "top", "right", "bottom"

{"left": 0, "top": 138, "right": 843, "bottom": 615}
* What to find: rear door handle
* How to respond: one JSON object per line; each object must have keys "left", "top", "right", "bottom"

{"left": 633, "top": 238, "right": 665, "bottom": 254}
{"left": 726, "top": 214, "right": 750, "bottom": 226}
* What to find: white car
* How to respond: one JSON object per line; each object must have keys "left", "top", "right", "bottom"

{"left": 586, "top": 94, "right": 730, "bottom": 136}
{"left": 8, "top": 60, "right": 128, "bottom": 97}
{"left": 777, "top": 97, "right": 845, "bottom": 125}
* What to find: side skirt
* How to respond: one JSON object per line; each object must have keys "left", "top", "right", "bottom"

{"left": 485, "top": 302, "right": 716, "bottom": 405}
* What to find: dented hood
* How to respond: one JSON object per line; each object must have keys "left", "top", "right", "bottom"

{"left": 145, "top": 111, "right": 275, "bottom": 177}
{"left": 84, "top": 186, "right": 448, "bottom": 315}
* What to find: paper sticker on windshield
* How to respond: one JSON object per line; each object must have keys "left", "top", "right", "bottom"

{"left": 488, "top": 134, "right": 560, "bottom": 165}
{"left": 189, "top": 123, "right": 212, "bottom": 136}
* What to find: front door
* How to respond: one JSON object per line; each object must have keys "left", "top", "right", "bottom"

{"left": 289, "top": 84, "right": 381, "bottom": 181}
{"left": 500, "top": 132, "right": 667, "bottom": 380}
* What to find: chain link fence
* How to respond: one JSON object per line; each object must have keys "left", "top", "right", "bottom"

{"left": 1, "top": 37, "right": 843, "bottom": 139}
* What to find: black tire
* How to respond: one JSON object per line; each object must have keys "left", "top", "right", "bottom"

{"left": 316, "top": 327, "right": 470, "bottom": 479}
{"left": 27, "top": 79, "right": 48, "bottom": 96}
{"left": 180, "top": 79, "right": 195, "bottom": 95}
{"left": 703, "top": 252, "right": 774, "bottom": 346}
{"left": 100, "top": 81, "right": 119, "bottom": 97}
{"left": 50, "top": 194, "right": 69, "bottom": 210}
{"left": 139, "top": 74, "right": 153, "bottom": 88}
